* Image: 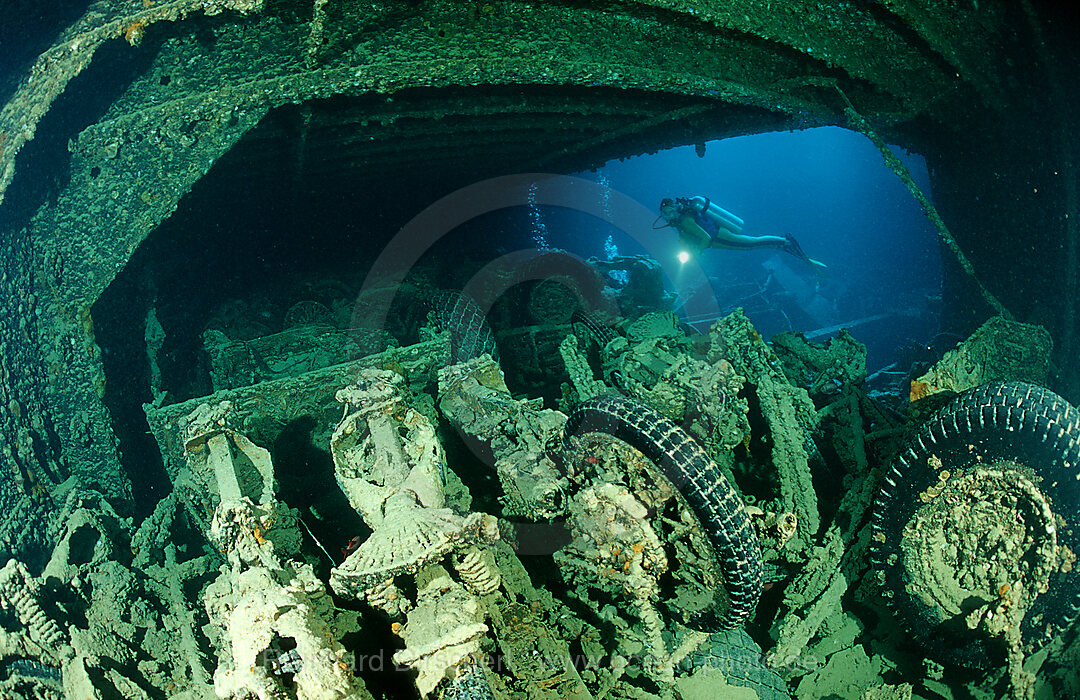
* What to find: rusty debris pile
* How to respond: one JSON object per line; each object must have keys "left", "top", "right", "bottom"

{"left": 0, "top": 248, "right": 1076, "bottom": 700}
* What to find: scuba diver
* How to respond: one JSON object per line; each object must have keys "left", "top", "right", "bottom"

{"left": 658, "top": 196, "right": 826, "bottom": 270}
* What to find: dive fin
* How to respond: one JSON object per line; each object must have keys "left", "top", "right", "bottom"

{"left": 807, "top": 257, "right": 827, "bottom": 278}
{"left": 782, "top": 233, "right": 808, "bottom": 259}
{"left": 783, "top": 234, "right": 827, "bottom": 273}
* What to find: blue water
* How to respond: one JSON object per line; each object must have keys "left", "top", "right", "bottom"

{"left": 562, "top": 126, "right": 943, "bottom": 371}
{"left": 416, "top": 127, "right": 941, "bottom": 372}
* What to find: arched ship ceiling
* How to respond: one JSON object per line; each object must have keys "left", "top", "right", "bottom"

{"left": 0, "top": 0, "right": 1075, "bottom": 508}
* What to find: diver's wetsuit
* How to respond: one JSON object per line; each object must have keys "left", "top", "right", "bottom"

{"left": 663, "top": 196, "right": 826, "bottom": 269}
